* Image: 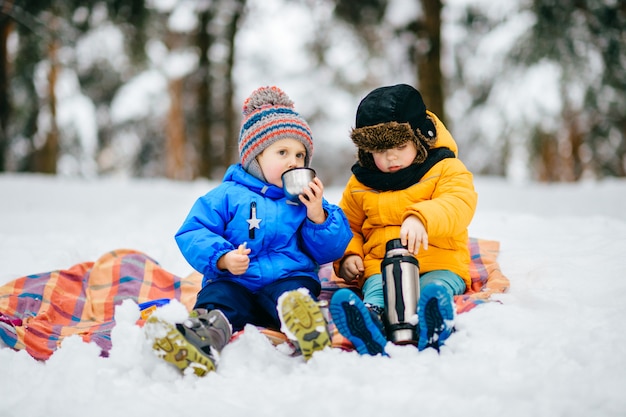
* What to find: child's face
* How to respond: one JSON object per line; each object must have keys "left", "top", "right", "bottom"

{"left": 372, "top": 141, "right": 418, "bottom": 173}
{"left": 256, "top": 137, "right": 307, "bottom": 187}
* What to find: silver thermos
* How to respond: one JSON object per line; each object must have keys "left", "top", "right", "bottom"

{"left": 381, "top": 238, "right": 420, "bottom": 345}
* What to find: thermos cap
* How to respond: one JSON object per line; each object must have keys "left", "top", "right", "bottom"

{"left": 386, "top": 238, "right": 407, "bottom": 252}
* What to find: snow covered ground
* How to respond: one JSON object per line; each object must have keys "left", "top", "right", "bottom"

{"left": 1, "top": 173, "right": 625, "bottom": 417}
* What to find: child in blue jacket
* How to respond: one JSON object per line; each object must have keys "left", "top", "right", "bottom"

{"left": 148, "top": 86, "right": 351, "bottom": 376}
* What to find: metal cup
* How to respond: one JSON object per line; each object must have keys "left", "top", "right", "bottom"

{"left": 381, "top": 238, "right": 420, "bottom": 345}
{"left": 281, "top": 167, "right": 316, "bottom": 201}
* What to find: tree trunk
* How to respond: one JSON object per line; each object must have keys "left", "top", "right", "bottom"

{"left": 0, "top": 18, "right": 12, "bottom": 171}
{"left": 416, "top": 0, "right": 445, "bottom": 123}
{"left": 222, "top": 1, "right": 244, "bottom": 168}
{"left": 196, "top": 10, "right": 214, "bottom": 179}
{"left": 34, "top": 35, "right": 59, "bottom": 174}
{"left": 563, "top": 109, "right": 583, "bottom": 181}
{"left": 536, "top": 131, "right": 558, "bottom": 182}
{"left": 165, "top": 77, "right": 189, "bottom": 180}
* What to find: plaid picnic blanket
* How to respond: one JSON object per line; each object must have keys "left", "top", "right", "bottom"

{"left": 0, "top": 239, "right": 508, "bottom": 360}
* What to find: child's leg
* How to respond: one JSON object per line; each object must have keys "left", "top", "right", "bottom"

{"left": 362, "top": 274, "right": 384, "bottom": 309}
{"left": 363, "top": 270, "right": 465, "bottom": 309}
{"left": 195, "top": 280, "right": 267, "bottom": 332}
{"left": 419, "top": 270, "right": 466, "bottom": 296}
{"left": 359, "top": 274, "right": 387, "bottom": 334}
{"left": 257, "top": 276, "right": 321, "bottom": 329}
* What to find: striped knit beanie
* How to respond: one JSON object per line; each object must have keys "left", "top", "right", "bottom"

{"left": 239, "top": 86, "right": 314, "bottom": 181}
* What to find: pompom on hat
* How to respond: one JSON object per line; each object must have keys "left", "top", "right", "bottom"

{"left": 351, "top": 84, "right": 438, "bottom": 170}
{"left": 238, "top": 86, "right": 314, "bottom": 181}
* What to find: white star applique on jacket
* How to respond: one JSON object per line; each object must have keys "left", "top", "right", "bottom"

{"left": 247, "top": 214, "right": 261, "bottom": 230}
{"left": 247, "top": 202, "right": 261, "bottom": 231}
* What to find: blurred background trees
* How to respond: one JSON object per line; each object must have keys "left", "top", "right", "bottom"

{"left": 0, "top": 0, "right": 624, "bottom": 183}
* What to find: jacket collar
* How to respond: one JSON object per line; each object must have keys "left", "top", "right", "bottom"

{"left": 224, "top": 164, "right": 285, "bottom": 199}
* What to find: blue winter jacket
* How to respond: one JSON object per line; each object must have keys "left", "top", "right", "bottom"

{"left": 175, "top": 164, "right": 352, "bottom": 291}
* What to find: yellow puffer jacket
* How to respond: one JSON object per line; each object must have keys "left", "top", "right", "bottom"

{"left": 335, "top": 112, "right": 478, "bottom": 288}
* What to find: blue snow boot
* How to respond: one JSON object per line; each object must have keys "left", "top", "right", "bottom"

{"left": 329, "top": 289, "right": 388, "bottom": 356}
{"left": 417, "top": 283, "right": 455, "bottom": 352}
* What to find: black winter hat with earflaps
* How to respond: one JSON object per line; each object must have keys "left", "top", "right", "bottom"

{"left": 351, "top": 84, "right": 438, "bottom": 170}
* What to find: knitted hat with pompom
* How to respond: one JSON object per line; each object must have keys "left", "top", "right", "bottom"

{"left": 238, "top": 86, "right": 314, "bottom": 181}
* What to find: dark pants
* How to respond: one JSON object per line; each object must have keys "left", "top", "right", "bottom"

{"left": 194, "top": 277, "right": 321, "bottom": 332}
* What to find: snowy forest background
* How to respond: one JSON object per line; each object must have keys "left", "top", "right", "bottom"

{"left": 0, "top": 0, "right": 624, "bottom": 186}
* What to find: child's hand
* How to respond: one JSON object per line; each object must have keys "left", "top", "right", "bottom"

{"left": 400, "top": 215, "right": 428, "bottom": 255}
{"left": 217, "top": 243, "right": 251, "bottom": 275}
{"left": 301, "top": 177, "right": 327, "bottom": 224}
{"left": 339, "top": 255, "right": 365, "bottom": 282}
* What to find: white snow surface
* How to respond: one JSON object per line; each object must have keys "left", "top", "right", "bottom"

{"left": 1, "top": 174, "right": 626, "bottom": 417}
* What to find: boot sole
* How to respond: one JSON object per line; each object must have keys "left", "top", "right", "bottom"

{"left": 279, "top": 290, "right": 330, "bottom": 360}
{"left": 329, "top": 289, "right": 387, "bottom": 356}
{"left": 146, "top": 316, "right": 216, "bottom": 376}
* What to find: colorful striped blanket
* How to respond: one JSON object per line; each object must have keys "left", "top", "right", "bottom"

{"left": 0, "top": 238, "right": 508, "bottom": 360}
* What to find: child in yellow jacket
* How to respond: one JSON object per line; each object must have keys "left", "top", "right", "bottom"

{"left": 329, "top": 84, "right": 478, "bottom": 354}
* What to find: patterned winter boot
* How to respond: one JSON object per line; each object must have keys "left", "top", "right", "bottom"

{"left": 417, "top": 283, "right": 455, "bottom": 352}
{"left": 278, "top": 289, "right": 331, "bottom": 360}
{"left": 329, "top": 288, "right": 388, "bottom": 356}
{"left": 146, "top": 308, "right": 232, "bottom": 376}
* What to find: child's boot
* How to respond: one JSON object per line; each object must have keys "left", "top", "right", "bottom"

{"left": 417, "top": 283, "right": 455, "bottom": 351}
{"left": 329, "top": 288, "right": 388, "bottom": 356}
{"left": 278, "top": 289, "right": 331, "bottom": 360}
{"left": 147, "top": 308, "right": 232, "bottom": 376}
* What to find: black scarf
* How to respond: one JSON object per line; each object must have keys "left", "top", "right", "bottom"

{"left": 351, "top": 147, "right": 456, "bottom": 191}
